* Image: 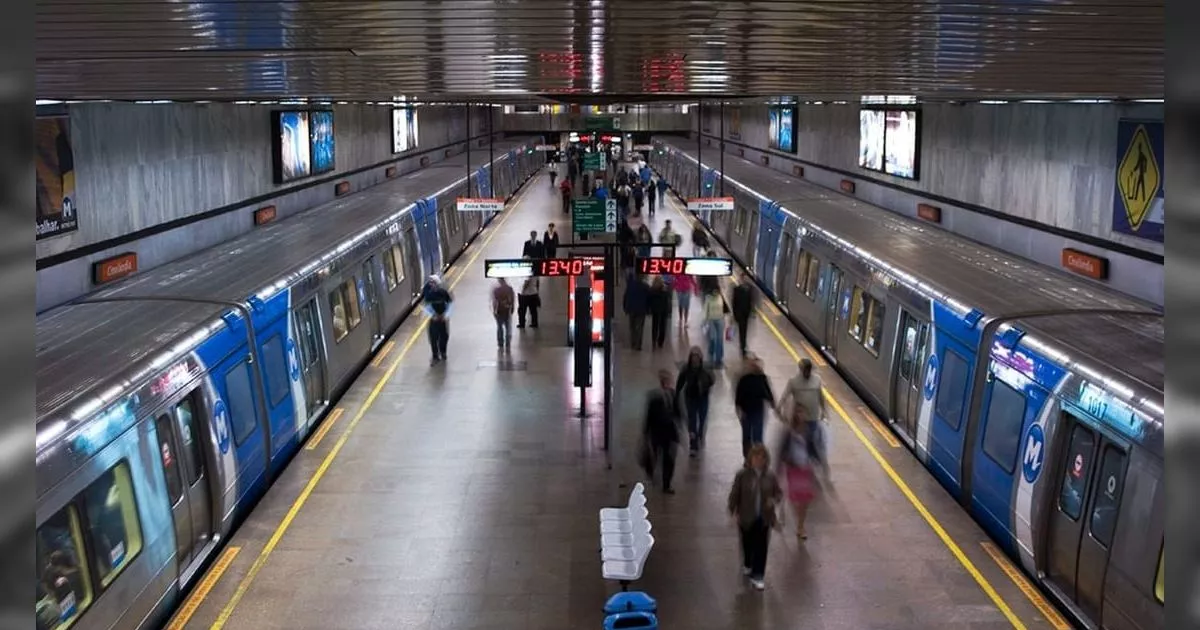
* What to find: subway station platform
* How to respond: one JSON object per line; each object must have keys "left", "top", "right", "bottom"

{"left": 168, "top": 166, "right": 1069, "bottom": 630}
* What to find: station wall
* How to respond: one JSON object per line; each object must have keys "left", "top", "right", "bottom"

{"left": 694, "top": 102, "right": 1164, "bottom": 306}
{"left": 37, "top": 103, "right": 507, "bottom": 312}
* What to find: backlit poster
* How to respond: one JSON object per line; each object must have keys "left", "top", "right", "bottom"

{"left": 392, "top": 108, "right": 408, "bottom": 153}
{"left": 276, "top": 111, "right": 311, "bottom": 182}
{"left": 767, "top": 108, "right": 780, "bottom": 150}
{"left": 36, "top": 116, "right": 78, "bottom": 239}
{"left": 884, "top": 110, "right": 918, "bottom": 178}
{"left": 778, "top": 107, "right": 795, "bottom": 153}
{"left": 407, "top": 107, "right": 419, "bottom": 149}
{"left": 310, "top": 110, "right": 336, "bottom": 174}
{"left": 858, "top": 109, "right": 885, "bottom": 171}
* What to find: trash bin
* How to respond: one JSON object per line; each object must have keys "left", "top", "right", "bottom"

{"left": 603, "top": 591, "right": 657, "bottom": 616}
{"left": 603, "top": 611, "right": 658, "bottom": 629}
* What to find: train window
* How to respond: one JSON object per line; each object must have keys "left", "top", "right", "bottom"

{"left": 343, "top": 279, "right": 362, "bottom": 329}
{"left": 899, "top": 317, "right": 919, "bottom": 380}
{"left": 1088, "top": 445, "right": 1127, "bottom": 547}
{"left": 224, "top": 360, "right": 258, "bottom": 447}
{"left": 848, "top": 286, "right": 867, "bottom": 342}
{"left": 80, "top": 463, "right": 143, "bottom": 588}
{"left": 154, "top": 416, "right": 183, "bottom": 503}
{"left": 391, "top": 244, "right": 406, "bottom": 285}
{"left": 36, "top": 506, "right": 93, "bottom": 630}
{"left": 261, "top": 335, "right": 289, "bottom": 407}
{"left": 863, "top": 297, "right": 885, "bottom": 356}
{"left": 1154, "top": 544, "right": 1164, "bottom": 603}
{"left": 981, "top": 379, "right": 1026, "bottom": 474}
{"left": 382, "top": 248, "right": 398, "bottom": 291}
{"left": 733, "top": 207, "right": 746, "bottom": 235}
{"left": 175, "top": 397, "right": 204, "bottom": 484}
{"left": 803, "top": 254, "right": 820, "bottom": 300}
{"left": 935, "top": 349, "right": 970, "bottom": 430}
{"left": 793, "top": 249, "right": 805, "bottom": 288}
{"left": 1058, "top": 424, "right": 1096, "bottom": 521}
{"left": 328, "top": 288, "right": 349, "bottom": 342}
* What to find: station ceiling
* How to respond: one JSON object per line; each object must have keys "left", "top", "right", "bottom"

{"left": 36, "top": 0, "right": 1163, "bottom": 103}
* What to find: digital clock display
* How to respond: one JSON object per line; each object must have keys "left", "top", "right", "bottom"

{"left": 636, "top": 257, "right": 734, "bottom": 277}
{"left": 484, "top": 258, "right": 602, "bottom": 279}
{"left": 537, "top": 258, "right": 590, "bottom": 277}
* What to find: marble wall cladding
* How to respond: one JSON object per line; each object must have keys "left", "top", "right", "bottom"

{"left": 692, "top": 102, "right": 1164, "bottom": 305}
{"left": 35, "top": 102, "right": 501, "bottom": 312}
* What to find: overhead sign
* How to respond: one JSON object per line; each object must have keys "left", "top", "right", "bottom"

{"left": 456, "top": 197, "right": 505, "bottom": 212}
{"left": 635, "top": 257, "right": 734, "bottom": 276}
{"left": 572, "top": 197, "right": 616, "bottom": 233}
{"left": 535, "top": 144, "right": 558, "bottom": 151}
{"left": 687, "top": 197, "right": 735, "bottom": 212}
{"left": 583, "top": 151, "right": 607, "bottom": 171}
{"left": 1112, "top": 120, "right": 1164, "bottom": 242}
{"left": 584, "top": 116, "right": 618, "bottom": 131}
{"left": 483, "top": 259, "right": 533, "bottom": 278}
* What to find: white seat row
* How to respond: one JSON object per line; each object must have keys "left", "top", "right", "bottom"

{"left": 599, "top": 483, "right": 655, "bottom": 588}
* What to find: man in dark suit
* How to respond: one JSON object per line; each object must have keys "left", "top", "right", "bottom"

{"left": 522, "top": 230, "right": 544, "bottom": 259}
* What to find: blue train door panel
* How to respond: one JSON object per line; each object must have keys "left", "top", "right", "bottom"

{"left": 255, "top": 315, "right": 301, "bottom": 473}
{"left": 968, "top": 370, "right": 1046, "bottom": 552}
{"left": 925, "top": 335, "right": 975, "bottom": 497}
{"left": 754, "top": 201, "right": 781, "bottom": 298}
{"left": 200, "top": 322, "right": 269, "bottom": 508}
{"left": 415, "top": 199, "right": 442, "bottom": 275}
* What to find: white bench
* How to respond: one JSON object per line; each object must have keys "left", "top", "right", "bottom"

{"left": 599, "top": 483, "right": 655, "bottom": 590}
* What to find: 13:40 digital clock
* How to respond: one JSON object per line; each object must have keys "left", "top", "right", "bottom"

{"left": 637, "top": 257, "right": 687, "bottom": 275}
{"left": 536, "top": 258, "right": 589, "bottom": 277}
{"left": 635, "top": 257, "right": 734, "bottom": 277}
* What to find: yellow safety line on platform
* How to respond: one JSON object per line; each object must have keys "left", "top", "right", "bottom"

{"left": 858, "top": 405, "right": 901, "bottom": 448}
{"left": 303, "top": 406, "right": 343, "bottom": 451}
{"left": 165, "top": 546, "right": 240, "bottom": 630}
{"left": 982, "top": 542, "right": 1071, "bottom": 630}
{"left": 208, "top": 175, "right": 534, "bottom": 630}
{"left": 757, "top": 311, "right": 1026, "bottom": 630}
{"left": 370, "top": 340, "right": 396, "bottom": 367}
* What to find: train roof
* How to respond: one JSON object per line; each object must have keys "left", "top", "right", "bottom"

{"left": 36, "top": 139, "right": 534, "bottom": 429}
{"left": 655, "top": 138, "right": 1163, "bottom": 395}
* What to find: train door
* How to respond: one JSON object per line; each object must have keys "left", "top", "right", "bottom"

{"left": 969, "top": 372, "right": 1047, "bottom": 548}
{"left": 891, "top": 311, "right": 930, "bottom": 441}
{"left": 293, "top": 299, "right": 327, "bottom": 420}
{"left": 403, "top": 227, "right": 422, "bottom": 294}
{"left": 361, "top": 256, "right": 385, "bottom": 348}
{"left": 154, "top": 413, "right": 194, "bottom": 572}
{"left": 1045, "top": 416, "right": 1128, "bottom": 623}
{"left": 154, "top": 392, "right": 213, "bottom": 581}
{"left": 776, "top": 231, "right": 796, "bottom": 305}
{"left": 925, "top": 336, "right": 976, "bottom": 496}
{"left": 822, "top": 265, "right": 844, "bottom": 360}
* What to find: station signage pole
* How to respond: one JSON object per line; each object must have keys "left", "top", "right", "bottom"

{"left": 488, "top": 103, "right": 494, "bottom": 185}
{"left": 465, "top": 102, "right": 473, "bottom": 196}
{"left": 697, "top": 100, "right": 703, "bottom": 198}
{"left": 719, "top": 101, "right": 726, "bottom": 196}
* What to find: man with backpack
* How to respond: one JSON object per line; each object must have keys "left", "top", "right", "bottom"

{"left": 491, "top": 277, "right": 516, "bottom": 350}
{"left": 424, "top": 275, "right": 454, "bottom": 365}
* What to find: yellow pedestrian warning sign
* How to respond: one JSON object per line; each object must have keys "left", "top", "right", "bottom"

{"left": 1116, "top": 124, "right": 1160, "bottom": 231}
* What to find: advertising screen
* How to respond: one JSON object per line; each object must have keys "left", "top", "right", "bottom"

{"left": 276, "top": 111, "right": 311, "bottom": 182}
{"left": 35, "top": 116, "right": 78, "bottom": 239}
{"left": 884, "top": 110, "right": 918, "bottom": 178}
{"left": 767, "top": 108, "right": 780, "bottom": 150}
{"left": 309, "top": 110, "right": 336, "bottom": 174}
{"left": 392, "top": 107, "right": 420, "bottom": 153}
{"left": 858, "top": 109, "right": 885, "bottom": 171}
{"left": 777, "top": 107, "right": 795, "bottom": 153}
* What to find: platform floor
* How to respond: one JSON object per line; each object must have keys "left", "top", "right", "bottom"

{"left": 171, "top": 166, "right": 1070, "bottom": 630}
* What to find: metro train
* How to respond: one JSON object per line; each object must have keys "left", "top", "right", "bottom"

{"left": 34, "top": 138, "right": 542, "bottom": 630}
{"left": 648, "top": 138, "right": 1164, "bottom": 630}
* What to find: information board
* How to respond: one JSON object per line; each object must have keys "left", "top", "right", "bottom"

{"left": 573, "top": 198, "right": 617, "bottom": 234}
{"left": 686, "top": 197, "right": 736, "bottom": 212}
{"left": 583, "top": 151, "right": 607, "bottom": 171}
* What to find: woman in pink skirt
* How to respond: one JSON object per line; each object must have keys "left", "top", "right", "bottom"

{"left": 782, "top": 404, "right": 818, "bottom": 539}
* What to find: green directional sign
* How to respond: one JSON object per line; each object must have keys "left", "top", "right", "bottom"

{"left": 583, "top": 151, "right": 607, "bottom": 171}
{"left": 584, "top": 116, "right": 618, "bottom": 131}
{"left": 572, "top": 197, "right": 618, "bottom": 234}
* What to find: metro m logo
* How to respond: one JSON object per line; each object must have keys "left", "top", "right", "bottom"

{"left": 1022, "top": 423, "right": 1046, "bottom": 483}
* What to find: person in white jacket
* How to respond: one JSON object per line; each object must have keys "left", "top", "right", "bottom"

{"left": 777, "top": 358, "right": 831, "bottom": 481}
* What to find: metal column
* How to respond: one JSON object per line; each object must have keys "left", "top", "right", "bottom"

{"left": 488, "top": 104, "right": 494, "bottom": 192}
{"left": 465, "top": 103, "right": 473, "bottom": 196}
{"left": 719, "top": 101, "right": 726, "bottom": 195}
{"left": 603, "top": 247, "right": 615, "bottom": 469}
{"left": 696, "top": 101, "right": 703, "bottom": 196}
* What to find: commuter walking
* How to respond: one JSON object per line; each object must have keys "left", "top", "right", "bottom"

{"left": 424, "top": 275, "right": 454, "bottom": 365}
{"left": 491, "top": 278, "right": 516, "bottom": 350}
{"left": 728, "top": 443, "right": 783, "bottom": 591}
{"left": 675, "top": 347, "right": 714, "bottom": 455}
{"left": 780, "top": 403, "right": 819, "bottom": 540}
{"left": 648, "top": 276, "right": 672, "bottom": 350}
{"left": 734, "top": 354, "right": 777, "bottom": 457}
{"left": 656, "top": 177, "right": 668, "bottom": 206}
{"left": 642, "top": 369, "right": 682, "bottom": 494}
{"left": 636, "top": 224, "right": 653, "bottom": 258}
{"left": 777, "top": 358, "right": 831, "bottom": 482}
{"left": 658, "top": 219, "right": 681, "bottom": 257}
{"left": 560, "top": 178, "right": 573, "bottom": 214}
{"left": 633, "top": 180, "right": 645, "bottom": 214}
{"left": 672, "top": 272, "right": 697, "bottom": 326}
{"left": 624, "top": 272, "right": 651, "bottom": 350}
{"left": 517, "top": 265, "right": 540, "bottom": 329}
{"left": 701, "top": 288, "right": 728, "bottom": 368}
{"left": 522, "top": 230, "right": 544, "bottom": 259}
{"left": 731, "top": 278, "right": 755, "bottom": 357}
{"left": 691, "top": 226, "right": 709, "bottom": 257}
{"left": 543, "top": 223, "right": 560, "bottom": 258}
{"left": 646, "top": 177, "right": 658, "bottom": 216}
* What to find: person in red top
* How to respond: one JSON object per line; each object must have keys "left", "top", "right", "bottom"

{"left": 559, "top": 178, "right": 572, "bottom": 214}
{"left": 672, "top": 272, "right": 699, "bottom": 327}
